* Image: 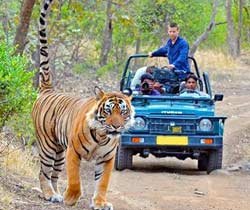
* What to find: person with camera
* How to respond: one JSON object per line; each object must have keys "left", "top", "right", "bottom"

{"left": 148, "top": 22, "right": 190, "bottom": 80}
{"left": 139, "top": 73, "right": 162, "bottom": 95}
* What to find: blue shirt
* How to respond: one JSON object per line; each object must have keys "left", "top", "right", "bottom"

{"left": 152, "top": 37, "right": 190, "bottom": 72}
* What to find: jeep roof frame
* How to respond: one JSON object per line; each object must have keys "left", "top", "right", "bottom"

{"left": 120, "top": 53, "right": 204, "bottom": 93}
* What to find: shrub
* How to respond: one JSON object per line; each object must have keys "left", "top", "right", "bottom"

{"left": 0, "top": 42, "right": 37, "bottom": 128}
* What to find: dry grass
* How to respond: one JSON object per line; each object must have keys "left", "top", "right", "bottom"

{"left": 136, "top": 49, "right": 238, "bottom": 73}
{"left": 0, "top": 133, "right": 39, "bottom": 178}
{"left": 0, "top": 184, "right": 13, "bottom": 208}
{"left": 1, "top": 149, "right": 39, "bottom": 177}
{"left": 195, "top": 50, "right": 237, "bottom": 72}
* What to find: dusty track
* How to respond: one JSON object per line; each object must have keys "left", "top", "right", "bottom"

{"left": 1, "top": 65, "right": 250, "bottom": 210}
{"left": 107, "top": 93, "right": 250, "bottom": 210}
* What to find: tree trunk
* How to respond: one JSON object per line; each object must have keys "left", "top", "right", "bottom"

{"left": 161, "top": 14, "right": 170, "bottom": 45}
{"left": 244, "top": 6, "right": 250, "bottom": 43}
{"left": 189, "top": 0, "right": 219, "bottom": 57}
{"left": 225, "top": 0, "right": 239, "bottom": 57}
{"left": 13, "top": 0, "right": 36, "bottom": 55}
{"left": 99, "top": 0, "right": 113, "bottom": 66}
{"left": 135, "top": 38, "right": 141, "bottom": 54}
{"left": 236, "top": 0, "right": 244, "bottom": 55}
{"left": 1, "top": 2, "right": 10, "bottom": 44}
{"left": 133, "top": 38, "right": 141, "bottom": 69}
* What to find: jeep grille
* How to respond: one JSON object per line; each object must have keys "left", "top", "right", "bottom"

{"left": 149, "top": 118, "right": 196, "bottom": 134}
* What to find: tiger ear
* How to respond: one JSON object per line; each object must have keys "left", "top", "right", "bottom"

{"left": 94, "top": 86, "right": 105, "bottom": 100}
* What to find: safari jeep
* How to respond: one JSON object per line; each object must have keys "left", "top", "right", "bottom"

{"left": 115, "top": 54, "right": 227, "bottom": 174}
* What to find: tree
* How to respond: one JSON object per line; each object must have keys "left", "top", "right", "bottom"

{"left": 13, "top": 0, "right": 36, "bottom": 55}
{"left": 99, "top": 0, "right": 113, "bottom": 66}
{"left": 189, "top": 0, "right": 219, "bottom": 57}
{"left": 237, "top": 0, "right": 244, "bottom": 55}
{"left": 225, "top": 0, "right": 240, "bottom": 57}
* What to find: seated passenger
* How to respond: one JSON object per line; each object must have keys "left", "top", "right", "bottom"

{"left": 139, "top": 73, "right": 161, "bottom": 95}
{"left": 131, "top": 66, "right": 156, "bottom": 90}
{"left": 180, "top": 74, "right": 209, "bottom": 97}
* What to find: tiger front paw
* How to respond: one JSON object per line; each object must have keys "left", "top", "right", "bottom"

{"left": 63, "top": 188, "right": 81, "bottom": 206}
{"left": 42, "top": 193, "right": 63, "bottom": 203}
{"left": 90, "top": 199, "right": 113, "bottom": 210}
{"left": 49, "top": 194, "right": 64, "bottom": 203}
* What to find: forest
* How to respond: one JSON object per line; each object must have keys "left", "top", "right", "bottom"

{"left": 0, "top": 1, "right": 250, "bottom": 209}
{"left": 0, "top": 0, "right": 249, "bottom": 141}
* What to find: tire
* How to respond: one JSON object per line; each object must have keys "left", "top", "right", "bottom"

{"left": 198, "top": 154, "right": 208, "bottom": 171}
{"left": 115, "top": 145, "right": 133, "bottom": 171}
{"left": 207, "top": 148, "right": 223, "bottom": 174}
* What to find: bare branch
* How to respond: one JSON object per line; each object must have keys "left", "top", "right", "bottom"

{"left": 189, "top": 0, "right": 219, "bottom": 57}
{"left": 215, "top": 21, "right": 227, "bottom": 26}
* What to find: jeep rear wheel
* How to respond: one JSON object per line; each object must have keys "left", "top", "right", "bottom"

{"left": 115, "top": 145, "right": 133, "bottom": 171}
{"left": 207, "top": 148, "right": 223, "bottom": 174}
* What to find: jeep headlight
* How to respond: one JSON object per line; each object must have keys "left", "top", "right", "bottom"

{"left": 133, "top": 117, "right": 146, "bottom": 130}
{"left": 199, "top": 119, "right": 212, "bottom": 132}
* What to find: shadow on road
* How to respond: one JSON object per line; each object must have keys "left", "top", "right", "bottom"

{"left": 129, "top": 156, "right": 207, "bottom": 176}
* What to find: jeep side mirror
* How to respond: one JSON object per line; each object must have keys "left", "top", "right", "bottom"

{"left": 122, "top": 88, "right": 133, "bottom": 96}
{"left": 214, "top": 94, "right": 224, "bottom": 101}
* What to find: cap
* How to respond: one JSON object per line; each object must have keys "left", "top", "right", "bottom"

{"left": 140, "top": 73, "right": 154, "bottom": 82}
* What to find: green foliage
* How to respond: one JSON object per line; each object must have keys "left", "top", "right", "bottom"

{"left": 73, "top": 59, "right": 98, "bottom": 75}
{"left": 96, "top": 58, "right": 126, "bottom": 77}
{"left": 0, "top": 42, "right": 37, "bottom": 128}
{"left": 6, "top": 111, "right": 36, "bottom": 146}
{"left": 0, "top": 1, "right": 21, "bottom": 44}
{"left": 0, "top": 0, "right": 249, "bottom": 81}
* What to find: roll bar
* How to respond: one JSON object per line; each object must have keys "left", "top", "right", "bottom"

{"left": 120, "top": 54, "right": 203, "bottom": 91}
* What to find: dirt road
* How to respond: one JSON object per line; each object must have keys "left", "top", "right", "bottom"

{"left": 108, "top": 93, "right": 250, "bottom": 210}
{"left": 1, "top": 86, "right": 249, "bottom": 210}
{"left": 1, "top": 69, "right": 250, "bottom": 210}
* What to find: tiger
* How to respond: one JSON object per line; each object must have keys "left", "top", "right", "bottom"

{"left": 32, "top": 0, "right": 134, "bottom": 209}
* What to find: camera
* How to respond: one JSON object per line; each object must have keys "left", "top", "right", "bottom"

{"left": 141, "top": 81, "right": 152, "bottom": 94}
{"left": 141, "top": 81, "right": 150, "bottom": 90}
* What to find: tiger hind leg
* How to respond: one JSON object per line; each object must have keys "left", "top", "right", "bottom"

{"left": 38, "top": 144, "right": 63, "bottom": 203}
{"left": 51, "top": 148, "right": 65, "bottom": 195}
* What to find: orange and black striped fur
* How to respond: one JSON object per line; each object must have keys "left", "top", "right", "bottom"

{"left": 32, "top": 0, "right": 134, "bottom": 209}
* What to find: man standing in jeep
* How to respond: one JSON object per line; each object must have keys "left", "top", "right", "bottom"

{"left": 149, "top": 22, "right": 190, "bottom": 80}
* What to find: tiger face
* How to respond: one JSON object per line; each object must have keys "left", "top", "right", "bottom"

{"left": 88, "top": 87, "right": 134, "bottom": 134}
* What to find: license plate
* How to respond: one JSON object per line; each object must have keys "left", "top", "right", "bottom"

{"left": 171, "top": 126, "right": 182, "bottom": 133}
{"left": 156, "top": 136, "right": 188, "bottom": 145}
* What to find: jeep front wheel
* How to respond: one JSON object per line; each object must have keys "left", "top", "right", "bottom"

{"left": 115, "top": 145, "right": 133, "bottom": 171}
{"left": 207, "top": 148, "right": 223, "bottom": 174}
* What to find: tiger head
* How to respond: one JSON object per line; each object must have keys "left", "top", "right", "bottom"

{"left": 87, "top": 87, "right": 134, "bottom": 134}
